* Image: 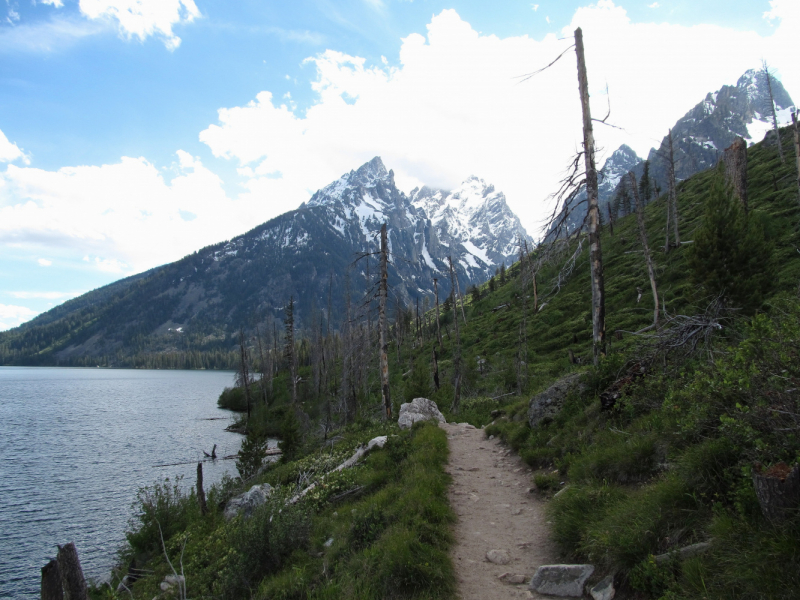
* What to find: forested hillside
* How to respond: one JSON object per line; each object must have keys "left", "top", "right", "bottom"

{"left": 110, "top": 123, "right": 800, "bottom": 600}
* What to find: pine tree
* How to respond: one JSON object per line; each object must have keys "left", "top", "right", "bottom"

{"left": 499, "top": 263, "right": 507, "bottom": 285}
{"left": 687, "top": 164, "right": 775, "bottom": 312}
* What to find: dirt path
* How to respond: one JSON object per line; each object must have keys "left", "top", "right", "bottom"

{"left": 442, "top": 422, "right": 557, "bottom": 599}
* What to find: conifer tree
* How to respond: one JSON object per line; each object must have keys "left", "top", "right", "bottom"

{"left": 687, "top": 164, "right": 775, "bottom": 312}
{"left": 639, "top": 160, "right": 652, "bottom": 204}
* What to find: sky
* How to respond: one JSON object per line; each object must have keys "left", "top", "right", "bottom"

{"left": 0, "top": 0, "right": 798, "bottom": 331}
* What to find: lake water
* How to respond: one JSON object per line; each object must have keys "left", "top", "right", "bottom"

{"left": 0, "top": 367, "right": 247, "bottom": 599}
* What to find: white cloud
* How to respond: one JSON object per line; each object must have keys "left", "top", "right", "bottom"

{"left": 40, "top": 0, "right": 65, "bottom": 7}
{"left": 0, "top": 303, "right": 37, "bottom": 331}
{"left": 648, "top": 2, "right": 660, "bottom": 8}
{"left": 37, "top": 258, "right": 52, "bottom": 266}
{"left": 78, "top": 0, "right": 200, "bottom": 50}
{"left": 0, "top": 152, "right": 268, "bottom": 274}
{"left": 0, "top": 128, "right": 27, "bottom": 163}
{"left": 532, "top": 4, "right": 539, "bottom": 11}
{"left": 0, "top": 16, "right": 105, "bottom": 53}
{"left": 198, "top": 4, "right": 800, "bottom": 236}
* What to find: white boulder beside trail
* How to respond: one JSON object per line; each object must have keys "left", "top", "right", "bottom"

{"left": 398, "top": 398, "right": 445, "bottom": 429}
{"left": 224, "top": 483, "right": 273, "bottom": 520}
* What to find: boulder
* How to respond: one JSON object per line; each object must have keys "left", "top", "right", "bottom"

{"left": 529, "top": 564, "right": 594, "bottom": 597}
{"left": 528, "top": 373, "right": 586, "bottom": 428}
{"left": 224, "top": 483, "right": 273, "bottom": 520}
{"left": 398, "top": 398, "right": 445, "bottom": 429}
{"left": 590, "top": 575, "right": 615, "bottom": 600}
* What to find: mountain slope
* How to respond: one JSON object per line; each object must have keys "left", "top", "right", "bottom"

{"left": 0, "top": 158, "right": 530, "bottom": 366}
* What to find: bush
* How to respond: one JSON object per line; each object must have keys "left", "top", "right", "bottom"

{"left": 125, "top": 476, "right": 197, "bottom": 557}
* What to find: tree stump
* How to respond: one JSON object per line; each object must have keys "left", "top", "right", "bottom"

{"left": 197, "top": 461, "right": 208, "bottom": 515}
{"left": 56, "top": 543, "right": 88, "bottom": 600}
{"left": 752, "top": 463, "right": 800, "bottom": 524}
{"left": 41, "top": 559, "right": 63, "bottom": 600}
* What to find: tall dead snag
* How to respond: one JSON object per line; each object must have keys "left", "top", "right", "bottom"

{"left": 433, "top": 278, "right": 443, "bottom": 349}
{"left": 378, "top": 224, "right": 392, "bottom": 420}
{"left": 432, "top": 347, "right": 440, "bottom": 390}
{"left": 57, "top": 543, "right": 88, "bottom": 600}
{"left": 448, "top": 256, "right": 462, "bottom": 412}
{"left": 196, "top": 462, "right": 208, "bottom": 515}
{"left": 763, "top": 61, "right": 785, "bottom": 165}
{"left": 575, "top": 27, "right": 606, "bottom": 365}
{"left": 255, "top": 325, "right": 267, "bottom": 405}
{"left": 792, "top": 111, "right": 800, "bottom": 202}
{"left": 668, "top": 129, "right": 681, "bottom": 246}
{"left": 238, "top": 328, "right": 252, "bottom": 420}
{"left": 41, "top": 559, "right": 63, "bottom": 600}
{"left": 453, "top": 262, "right": 467, "bottom": 325}
{"left": 285, "top": 297, "right": 297, "bottom": 405}
{"left": 724, "top": 137, "right": 748, "bottom": 213}
{"left": 630, "top": 173, "right": 660, "bottom": 329}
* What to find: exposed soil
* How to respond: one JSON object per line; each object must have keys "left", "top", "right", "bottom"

{"left": 442, "top": 421, "right": 557, "bottom": 599}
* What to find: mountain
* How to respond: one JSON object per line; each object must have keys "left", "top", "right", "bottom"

{"left": 0, "top": 158, "right": 530, "bottom": 366}
{"left": 556, "top": 68, "right": 794, "bottom": 234}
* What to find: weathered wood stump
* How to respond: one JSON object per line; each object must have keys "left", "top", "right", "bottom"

{"left": 197, "top": 461, "right": 208, "bottom": 515}
{"left": 41, "top": 559, "right": 63, "bottom": 600}
{"left": 56, "top": 543, "right": 88, "bottom": 600}
{"left": 752, "top": 463, "right": 800, "bottom": 524}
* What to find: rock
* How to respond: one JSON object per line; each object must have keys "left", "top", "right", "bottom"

{"left": 224, "top": 483, "right": 273, "bottom": 520}
{"left": 498, "top": 573, "right": 528, "bottom": 584}
{"left": 486, "top": 549, "right": 511, "bottom": 565}
{"left": 529, "top": 564, "right": 595, "bottom": 597}
{"left": 590, "top": 575, "right": 615, "bottom": 600}
{"left": 398, "top": 398, "right": 445, "bottom": 429}
{"left": 160, "top": 581, "right": 171, "bottom": 591}
{"left": 528, "top": 373, "right": 586, "bottom": 428}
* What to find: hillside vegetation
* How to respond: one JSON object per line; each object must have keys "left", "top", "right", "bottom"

{"left": 112, "top": 128, "right": 800, "bottom": 600}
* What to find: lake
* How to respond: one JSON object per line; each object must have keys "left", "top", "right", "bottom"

{"left": 0, "top": 367, "right": 247, "bottom": 599}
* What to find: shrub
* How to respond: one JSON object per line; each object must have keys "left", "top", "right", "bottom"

{"left": 125, "top": 477, "right": 197, "bottom": 557}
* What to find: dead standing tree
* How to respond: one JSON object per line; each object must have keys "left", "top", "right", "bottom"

{"left": 630, "top": 173, "right": 660, "bottom": 330}
{"left": 763, "top": 60, "right": 785, "bottom": 165}
{"left": 448, "top": 256, "right": 463, "bottom": 412}
{"left": 378, "top": 224, "right": 392, "bottom": 419}
{"left": 668, "top": 129, "right": 681, "bottom": 247}
{"left": 792, "top": 111, "right": 800, "bottom": 202}
{"left": 285, "top": 297, "right": 298, "bottom": 405}
{"left": 238, "top": 328, "right": 252, "bottom": 421}
{"left": 724, "top": 137, "right": 749, "bottom": 213}
{"left": 433, "top": 277, "right": 443, "bottom": 349}
{"left": 575, "top": 27, "right": 607, "bottom": 365}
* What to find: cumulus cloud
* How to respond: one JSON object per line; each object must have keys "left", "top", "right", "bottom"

{"left": 78, "top": 0, "right": 200, "bottom": 50}
{"left": 200, "top": 4, "right": 799, "bottom": 234}
{"left": 0, "top": 129, "right": 27, "bottom": 163}
{"left": 0, "top": 152, "right": 268, "bottom": 274}
{"left": 0, "top": 303, "right": 37, "bottom": 331}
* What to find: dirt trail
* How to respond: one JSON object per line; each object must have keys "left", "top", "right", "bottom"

{"left": 442, "top": 422, "right": 557, "bottom": 599}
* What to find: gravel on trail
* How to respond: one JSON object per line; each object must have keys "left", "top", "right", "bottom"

{"left": 442, "top": 422, "right": 557, "bottom": 600}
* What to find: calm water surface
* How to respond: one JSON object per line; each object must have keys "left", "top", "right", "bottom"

{"left": 0, "top": 367, "right": 245, "bottom": 599}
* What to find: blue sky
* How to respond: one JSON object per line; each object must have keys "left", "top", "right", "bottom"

{"left": 0, "top": 0, "right": 797, "bottom": 330}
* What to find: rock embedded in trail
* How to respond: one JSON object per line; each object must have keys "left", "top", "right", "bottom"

{"left": 529, "top": 564, "right": 595, "bottom": 597}
{"left": 528, "top": 373, "right": 586, "bottom": 428}
{"left": 485, "top": 549, "right": 511, "bottom": 565}
{"left": 224, "top": 483, "right": 273, "bottom": 520}
{"left": 398, "top": 398, "right": 445, "bottom": 429}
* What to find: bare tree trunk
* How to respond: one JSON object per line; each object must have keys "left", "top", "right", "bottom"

{"left": 524, "top": 240, "right": 538, "bottom": 313}
{"left": 575, "top": 27, "right": 606, "bottom": 365}
{"left": 448, "top": 256, "right": 462, "bottom": 412}
{"left": 284, "top": 297, "right": 297, "bottom": 405}
{"left": 668, "top": 129, "right": 681, "bottom": 246}
{"left": 607, "top": 203, "right": 614, "bottom": 237}
{"left": 453, "top": 263, "right": 467, "bottom": 325}
{"left": 432, "top": 347, "right": 440, "bottom": 390}
{"left": 238, "top": 329, "right": 251, "bottom": 420}
{"left": 41, "top": 559, "right": 63, "bottom": 600}
{"left": 753, "top": 463, "right": 800, "bottom": 524}
{"left": 255, "top": 325, "right": 267, "bottom": 405}
{"left": 763, "top": 61, "right": 785, "bottom": 164}
{"left": 433, "top": 278, "right": 443, "bottom": 349}
{"left": 379, "top": 224, "right": 392, "bottom": 419}
{"left": 57, "top": 543, "right": 88, "bottom": 600}
{"left": 724, "top": 137, "right": 748, "bottom": 213}
{"left": 630, "top": 173, "right": 660, "bottom": 328}
{"left": 792, "top": 111, "right": 800, "bottom": 202}
{"left": 196, "top": 462, "right": 208, "bottom": 516}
